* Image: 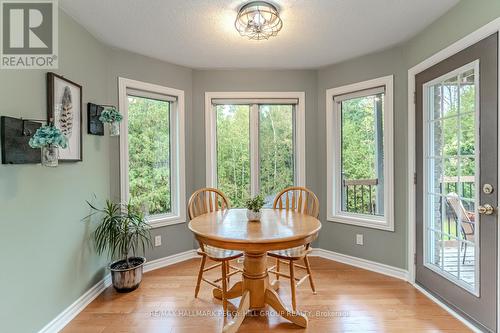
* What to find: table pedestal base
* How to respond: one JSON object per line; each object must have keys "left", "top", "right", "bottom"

{"left": 212, "top": 252, "right": 308, "bottom": 333}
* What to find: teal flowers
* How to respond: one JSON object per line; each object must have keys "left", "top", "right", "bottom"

{"left": 29, "top": 125, "right": 68, "bottom": 149}
{"left": 99, "top": 106, "right": 123, "bottom": 123}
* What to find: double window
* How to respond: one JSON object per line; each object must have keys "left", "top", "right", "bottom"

{"left": 326, "top": 76, "right": 394, "bottom": 231}
{"left": 205, "top": 92, "right": 305, "bottom": 207}
{"left": 119, "top": 78, "right": 186, "bottom": 227}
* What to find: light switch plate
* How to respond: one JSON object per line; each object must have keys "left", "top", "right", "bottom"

{"left": 356, "top": 234, "right": 364, "bottom": 245}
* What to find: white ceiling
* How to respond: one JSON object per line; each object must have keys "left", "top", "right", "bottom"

{"left": 60, "top": 0, "right": 459, "bottom": 69}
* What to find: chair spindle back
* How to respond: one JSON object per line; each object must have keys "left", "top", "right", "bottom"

{"left": 273, "top": 186, "right": 319, "bottom": 218}
{"left": 188, "top": 188, "right": 230, "bottom": 220}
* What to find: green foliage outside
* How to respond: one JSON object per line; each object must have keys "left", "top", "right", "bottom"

{"left": 432, "top": 80, "right": 476, "bottom": 239}
{"left": 341, "top": 96, "right": 381, "bottom": 181}
{"left": 123, "top": 78, "right": 475, "bottom": 241}
{"left": 438, "top": 83, "right": 475, "bottom": 183}
{"left": 259, "top": 105, "right": 294, "bottom": 205}
{"left": 340, "top": 95, "right": 383, "bottom": 214}
{"left": 216, "top": 105, "right": 251, "bottom": 208}
{"left": 215, "top": 104, "right": 294, "bottom": 207}
{"left": 128, "top": 96, "right": 171, "bottom": 215}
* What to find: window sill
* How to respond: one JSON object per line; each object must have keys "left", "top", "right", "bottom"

{"left": 327, "top": 214, "right": 394, "bottom": 232}
{"left": 146, "top": 215, "right": 186, "bottom": 229}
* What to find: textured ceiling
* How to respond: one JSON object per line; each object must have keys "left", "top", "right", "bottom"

{"left": 60, "top": 0, "right": 459, "bottom": 69}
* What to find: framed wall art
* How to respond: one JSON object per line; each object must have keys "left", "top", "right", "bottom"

{"left": 87, "top": 103, "right": 104, "bottom": 136}
{"left": 47, "top": 72, "right": 83, "bottom": 161}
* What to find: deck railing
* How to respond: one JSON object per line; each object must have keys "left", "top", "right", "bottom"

{"left": 342, "top": 176, "right": 475, "bottom": 224}
{"left": 343, "top": 178, "right": 379, "bottom": 215}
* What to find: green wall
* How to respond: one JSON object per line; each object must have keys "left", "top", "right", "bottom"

{"left": 0, "top": 10, "right": 195, "bottom": 333}
{"left": 106, "top": 48, "right": 196, "bottom": 260}
{"left": 317, "top": 45, "right": 408, "bottom": 267}
{"left": 316, "top": 0, "right": 500, "bottom": 268}
{"left": 0, "top": 11, "right": 111, "bottom": 333}
{"left": 192, "top": 69, "right": 319, "bottom": 209}
{"left": 1, "top": 1, "right": 500, "bottom": 332}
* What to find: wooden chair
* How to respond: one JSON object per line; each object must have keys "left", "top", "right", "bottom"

{"left": 188, "top": 188, "right": 243, "bottom": 315}
{"left": 267, "top": 186, "right": 320, "bottom": 311}
{"left": 445, "top": 192, "right": 475, "bottom": 264}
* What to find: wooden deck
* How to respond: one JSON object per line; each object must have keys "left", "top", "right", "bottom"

{"left": 442, "top": 244, "right": 475, "bottom": 287}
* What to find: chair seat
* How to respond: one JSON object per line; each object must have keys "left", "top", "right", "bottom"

{"left": 197, "top": 245, "right": 243, "bottom": 261}
{"left": 268, "top": 246, "right": 310, "bottom": 260}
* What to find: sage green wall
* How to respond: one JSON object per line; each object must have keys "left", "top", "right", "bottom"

{"left": 317, "top": 46, "right": 408, "bottom": 268}
{"left": 0, "top": 11, "right": 111, "bottom": 333}
{"left": 317, "top": 47, "right": 407, "bottom": 267}
{"left": 316, "top": 0, "right": 500, "bottom": 269}
{"left": 0, "top": 10, "right": 196, "bottom": 333}
{"left": 2, "top": 1, "right": 500, "bottom": 332}
{"left": 406, "top": 0, "right": 500, "bottom": 68}
{"left": 106, "top": 48, "right": 196, "bottom": 260}
{"left": 191, "top": 70, "right": 319, "bottom": 217}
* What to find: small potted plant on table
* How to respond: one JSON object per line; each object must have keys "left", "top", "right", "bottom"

{"left": 245, "top": 195, "right": 265, "bottom": 221}
{"left": 86, "top": 200, "right": 152, "bottom": 292}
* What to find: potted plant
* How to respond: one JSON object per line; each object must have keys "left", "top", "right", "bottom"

{"left": 86, "top": 200, "right": 152, "bottom": 292}
{"left": 99, "top": 106, "right": 123, "bottom": 136}
{"left": 245, "top": 195, "right": 265, "bottom": 221}
{"left": 28, "top": 124, "right": 68, "bottom": 167}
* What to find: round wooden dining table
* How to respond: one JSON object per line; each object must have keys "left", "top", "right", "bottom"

{"left": 188, "top": 208, "right": 321, "bottom": 333}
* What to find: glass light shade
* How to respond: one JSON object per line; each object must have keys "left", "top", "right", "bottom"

{"left": 235, "top": 1, "right": 283, "bottom": 40}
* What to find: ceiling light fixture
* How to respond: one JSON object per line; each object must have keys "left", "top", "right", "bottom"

{"left": 235, "top": 1, "right": 283, "bottom": 40}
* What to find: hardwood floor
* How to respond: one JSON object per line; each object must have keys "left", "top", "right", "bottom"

{"left": 61, "top": 257, "right": 471, "bottom": 332}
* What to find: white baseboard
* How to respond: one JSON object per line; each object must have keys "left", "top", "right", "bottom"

{"left": 40, "top": 248, "right": 482, "bottom": 333}
{"left": 38, "top": 249, "right": 198, "bottom": 333}
{"left": 143, "top": 249, "right": 198, "bottom": 273}
{"left": 309, "top": 248, "right": 481, "bottom": 332}
{"left": 413, "top": 283, "right": 481, "bottom": 333}
{"left": 310, "top": 248, "right": 409, "bottom": 281}
{"left": 38, "top": 274, "right": 112, "bottom": 333}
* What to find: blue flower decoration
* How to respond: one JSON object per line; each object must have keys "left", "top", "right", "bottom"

{"left": 29, "top": 125, "right": 68, "bottom": 149}
{"left": 99, "top": 106, "right": 123, "bottom": 123}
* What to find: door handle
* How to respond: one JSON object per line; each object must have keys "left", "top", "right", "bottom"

{"left": 478, "top": 204, "right": 495, "bottom": 215}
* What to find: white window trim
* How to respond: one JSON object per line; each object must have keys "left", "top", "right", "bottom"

{"left": 205, "top": 91, "right": 306, "bottom": 194}
{"left": 118, "top": 77, "right": 186, "bottom": 228}
{"left": 326, "top": 75, "right": 394, "bottom": 231}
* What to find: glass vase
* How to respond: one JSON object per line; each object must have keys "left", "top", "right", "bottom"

{"left": 110, "top": 121, "right": 120, "bottom": 136}
{"left": 41, "top": 145, "right": 59, "bottom": 167}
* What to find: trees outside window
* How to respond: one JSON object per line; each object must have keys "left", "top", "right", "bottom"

{"left": 215, "top": 103, "right": 295, "bottom": 207}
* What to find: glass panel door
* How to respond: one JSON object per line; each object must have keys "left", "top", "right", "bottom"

{"left": 423, "top": 61, "right": 479, "bottom": 294}
{"left": 415, "top": 32, "right": 497, "bottom": 331}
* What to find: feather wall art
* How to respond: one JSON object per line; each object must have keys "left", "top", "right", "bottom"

{"left": 60, "top": 86, "right": 74, "bottom": 138}
{"left": 47, "top": 72, "right": 82, "bottom": 161}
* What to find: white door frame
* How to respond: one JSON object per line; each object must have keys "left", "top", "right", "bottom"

{"left": 407, "top": 17, "right": 500, "bottom": 331}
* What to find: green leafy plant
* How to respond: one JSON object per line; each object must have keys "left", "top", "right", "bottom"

{"left": 29, "top": 124, "right": 68, "bottom": 148}
{"left": 99, "top": 106, "right": 123, "bottom": 123}
{"left": 85, "top": 199, "right": 152, "bottom": 268}
{"left": 245, "top": 195, "right": 265, "bottom": 213}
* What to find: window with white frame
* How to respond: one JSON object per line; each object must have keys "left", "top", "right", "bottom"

{"left": 119, "top": 78, "right": 186, "bottom": 227}
{"left": 326, "top": 76, "right": 394, "bottom": 231}
{"left": 205, "top": 92, "right": 305, "bottom": 208}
